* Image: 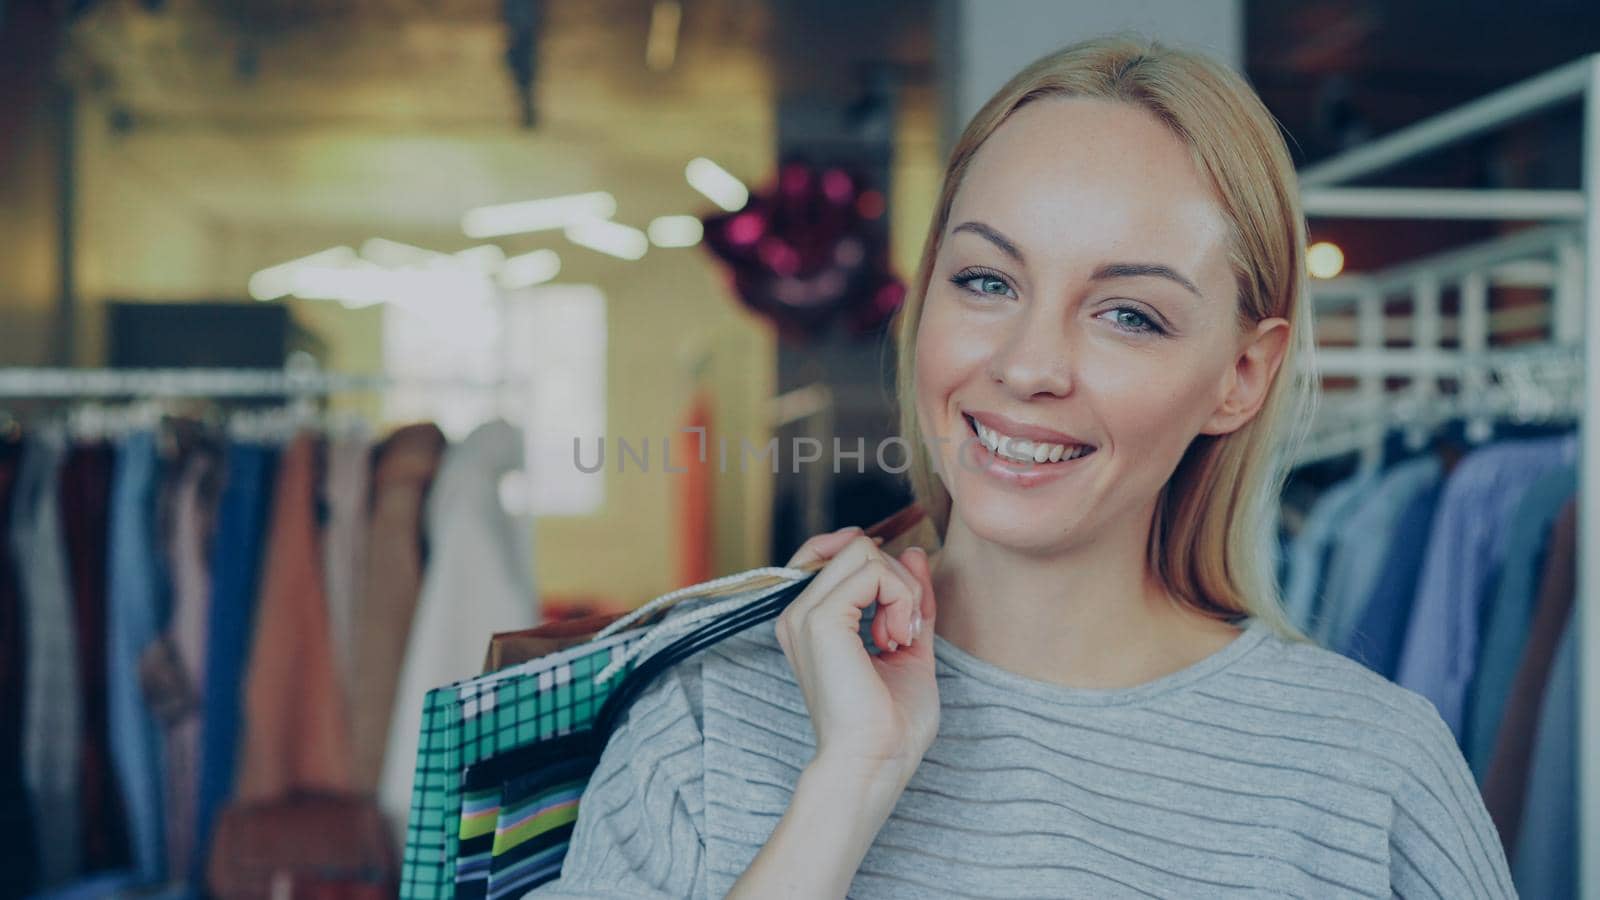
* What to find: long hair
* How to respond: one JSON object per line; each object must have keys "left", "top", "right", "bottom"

{"left": 892, "top": 33, "right": 1318, "bottom": 642}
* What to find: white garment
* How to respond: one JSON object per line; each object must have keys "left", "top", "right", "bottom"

{"left": 322, "top": 427, "right": 373, "bottom": 697}
{"left": 376, "top": 419, "right": 539, "bottom": 838}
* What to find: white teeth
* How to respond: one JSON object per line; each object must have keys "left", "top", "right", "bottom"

{"left": 969, "top": 417, "right": 1092, "bottom": 464}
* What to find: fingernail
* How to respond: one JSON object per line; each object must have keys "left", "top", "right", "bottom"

{"left": 911, "top": 612, "right": 923, "bottom": 638}
{"left": 887, "top": 640, "right": 898, "bottom": 652}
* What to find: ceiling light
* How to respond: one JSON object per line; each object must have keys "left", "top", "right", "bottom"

{"left": 249, "top": 246, "right": 358, "bottom": 301}
{"left": 361, "top": 238, "right": 442, "bottom": 268}
{"left": 648, "top": 215, "right": 703, "bottom": 248}
{"left": 500, "top": 249, "right": 562, "bottom": 288}
{"left": 565, "top": 220, "right": 649, "bottom": 260}
{"left": 462, "top": 191, "right": 617, "bottom": 238}
{"left": 455, "top": 244, "right": 507, "bottom": 273}
{"left": 1308, "top": 241, "right": 1345, "bottom": 279}
{"left": 685, "top": 158, "right": 748, "bottom": 212}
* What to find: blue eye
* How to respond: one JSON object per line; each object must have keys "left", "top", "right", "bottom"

{"left": 1105, "top": 306, "right": 1165, "bottom": 336}
{"left": 949, "top": 268, "right": 1015, "bottom": 299}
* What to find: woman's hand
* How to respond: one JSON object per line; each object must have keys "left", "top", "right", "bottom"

{"left": 726, "top": 527, "right": 940, "bottom": 899}
{"left": 775, "top": 526, "right": 940, "bottom": 782}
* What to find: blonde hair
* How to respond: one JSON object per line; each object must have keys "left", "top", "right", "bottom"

{"left": 892, "top": 33, "right": 1317, "bottom": 642}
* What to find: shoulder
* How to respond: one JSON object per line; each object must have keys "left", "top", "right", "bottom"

{"left": 1227, "top": 629, "right": 1512, "bottom": 889}
{"left": 1220, "top": 628, "right": 1482, "bottom": 789}
{"left": 606, "top": 591, "right": 789, "bottom": 744}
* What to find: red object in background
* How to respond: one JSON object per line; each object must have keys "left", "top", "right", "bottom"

{"left": 676, "top": 388, "right": 714, "bottom": 588}
{"left": 539, "top": 594, "right": 632, "bottom": 622}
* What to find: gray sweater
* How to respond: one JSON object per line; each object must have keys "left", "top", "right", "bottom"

{"left": 526, "top": 611, "right": 1515, "bottom": 899}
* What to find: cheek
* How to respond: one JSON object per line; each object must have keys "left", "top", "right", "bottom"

{"left": 1085, "top": 346, "right": 1226, "bottom": 453}
{"left": 913, "top": 302, "right": 991, "bottom": 413}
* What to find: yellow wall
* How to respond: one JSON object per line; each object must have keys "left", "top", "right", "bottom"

{"left": 534, "top": 252, "right": 777, "bottom": 605}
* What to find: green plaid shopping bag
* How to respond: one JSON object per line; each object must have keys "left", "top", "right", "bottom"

{"left": 397, "top": 503, "right": 931, "bottom": 900}
{"left": 397, "top": 569, "right": 814, "bottom": 900}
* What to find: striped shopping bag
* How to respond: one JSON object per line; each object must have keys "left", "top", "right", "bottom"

{"left": 397, "top": 501, "right": 931, "bottom": 900}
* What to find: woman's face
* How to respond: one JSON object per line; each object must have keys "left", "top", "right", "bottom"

{"left": 915, "top": 96, "right": 1286, "bottom": 554}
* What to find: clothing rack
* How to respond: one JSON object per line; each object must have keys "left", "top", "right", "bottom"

{"left": 1293, "top": 52, "right": 1598, "bottom": 898}
{"left": 0, "top": 365, "right": 529, "bottom": 398}
{"left": 1297, "top": 223, "right": 1585, "bottom": 469}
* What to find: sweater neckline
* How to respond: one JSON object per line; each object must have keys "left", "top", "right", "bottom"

{"left": 931, "top": 616, "right": 1269, "bottom": 707}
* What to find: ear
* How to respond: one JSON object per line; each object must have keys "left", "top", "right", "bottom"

{"left": 1200, "top": 317, "right": 1291, "bottom": 436}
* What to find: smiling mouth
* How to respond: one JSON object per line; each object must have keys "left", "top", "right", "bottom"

{"left": 963, "top": 413, "right": 1097, "bottom": 465}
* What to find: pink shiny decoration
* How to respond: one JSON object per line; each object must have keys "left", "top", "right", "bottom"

{"left": 779, "top": 162, "right": 812, "bottom": 199}
{"left": 757, "top": 236, "right": 801, "bottom": 276}
{"left": 726, "top": 211, "right": 766, "bottom": 246}
{"left": 822, "top": 168, "right": 854, "bottom": 204}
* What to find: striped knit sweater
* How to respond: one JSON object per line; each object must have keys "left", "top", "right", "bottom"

{"left": 526, "top": 610, "right": 1516, "bottom": 899}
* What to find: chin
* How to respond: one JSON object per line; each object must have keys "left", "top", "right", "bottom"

{"left": 949, "top": 482, "right": 1083, "bottom": 553}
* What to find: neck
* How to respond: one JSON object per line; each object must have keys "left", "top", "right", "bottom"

{"left": 927, "top": 501, "right": 1239, "bottom": 690}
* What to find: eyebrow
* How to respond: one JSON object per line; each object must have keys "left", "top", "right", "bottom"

{"left": 950, "top": 220, "right": 1204, "bottom": 299}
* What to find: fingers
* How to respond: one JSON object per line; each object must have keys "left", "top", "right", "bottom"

{"left": 780, "top": 526, "right": 932, "bottom": 658}
{"left": 874, "top": 547, "right": 931, "bottom": 654}
{"left": 901, "top": 546, "right": 936, "bottom": 641}
{"left": 789, "top": 534, "right": 922, "bottom": 652}
{"left": 785, "top": 525, "right": 883, "bottom": 569}
{"left": 798, "top": 535, "right": 906, "bottom": 612}
{"left": 818, "top": 559, "right": 922, "bottom": 653}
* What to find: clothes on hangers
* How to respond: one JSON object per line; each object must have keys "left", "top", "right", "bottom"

{"left": 1281, "top": 425, "right": 1581, "bottom": 895}
{"left": 156, "top": 441, "right": 221, "bottom": 880}
{"left": 0, "top": 408, "right": 539, "bottom": 897}
{"left": 60, "top": 441, "right": 131, "bottom": 875}
{"left": 237, "top": 432, "right": 354, "bottom": 801}
{"left": 193, "top": 439, "right": 280, "bottom": 884}
{"left": 1509, "top": 608, "right": 1577, "bottom": 900}
{"left": 105, "top": 431, "right": 173, "bottom": 886}
{"left": 11, "top": 427, "right": 84, "bottom": 887}
{"left": 350, "top": 423, "right": 447, "bottom": 795}
{"left": 1394, "top": 433, "right": 1577, "bottom": 742}
{"left": 1311, "top": 456, "right": 1440, "bottom": 649}
{"left": 379, "top": 419, "right": 537, "bottom": 844}
{"left": 1338, "top": 478, "right": 1443, "bottom": 679}
{"left": 1465, "top": 465, "right": 1577, "bottom": 778}
{"left": 323, "top": 426, "right": 374, "bottom": 697}
{"left": 1281, "top": 470, "right": 1378, "bottom": 634}
{"left": 0, "top": 433, "right": 39, "bottom": 897}
{"left": 1480, "top": 498, "right": 1576, "bottom": 855}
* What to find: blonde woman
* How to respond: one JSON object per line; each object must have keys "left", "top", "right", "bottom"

{"left": 529, "top": 35, "right": 1514, "bottom": 899}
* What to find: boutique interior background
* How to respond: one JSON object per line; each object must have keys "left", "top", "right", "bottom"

{"left": 4, "top": 0, "right": 1598, "bottom": 604}
{"left": 0, "top": 0, "right": 915, "bottom": 602}
{"left": 2, "top": 0, "right": 1600, "bottom": 896}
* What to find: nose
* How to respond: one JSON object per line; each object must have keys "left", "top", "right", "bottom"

{"left": 986, "top": 307, "right": 1074, "bottom": 399}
